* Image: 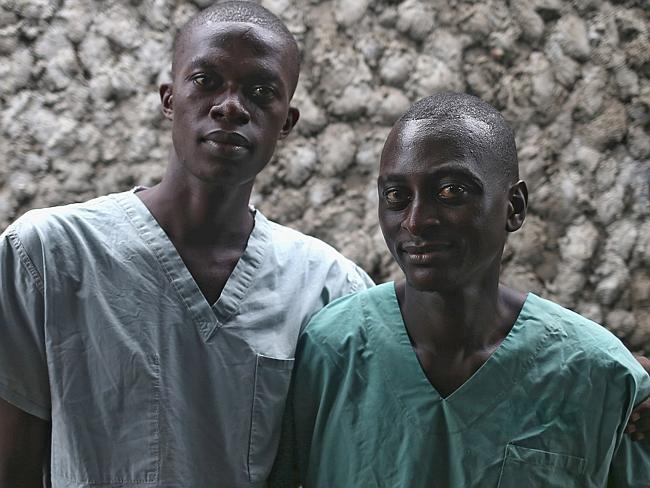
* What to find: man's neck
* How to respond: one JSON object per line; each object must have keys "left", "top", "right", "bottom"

{"left": 396, "top": 279, "right": 526, "bottom": 397}
{"left": 397, "top": 280, "right": 525, "bottom": 357}
{"left": 137, "top": 169, "right": 255, "bottom": 248}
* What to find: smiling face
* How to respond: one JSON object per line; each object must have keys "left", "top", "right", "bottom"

{"left": 378, "top": 118, "right": 527, "bottom": 293}
{"left": 161, "top": 21, "right": 299, "bottom": 186}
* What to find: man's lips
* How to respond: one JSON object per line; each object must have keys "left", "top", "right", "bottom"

{"left": 402, "top": 242, "right": 454, "bottom": 253}
{"left": 400, "top": 241, "right": 456, "bottom": 263}
{"left": 202, "top": 130, "right": 251, "bottom": 148}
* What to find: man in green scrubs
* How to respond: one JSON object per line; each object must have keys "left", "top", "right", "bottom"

{"left": 277, "top": 93, "right": 650, "bottom": 487}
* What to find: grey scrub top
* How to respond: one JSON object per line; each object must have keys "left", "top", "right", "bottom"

{"left": 0, "top": 189, "right": 373, "bottom": 488}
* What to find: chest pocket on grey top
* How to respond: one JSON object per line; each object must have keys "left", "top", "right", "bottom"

{"left": 248, "top": 354, "right": 295, "bottom": 483}
{"left": 497, "top": 444, "right": 586, "bottom": 488}
{"left": 51, "top": 353, "right": 160, "bottom": 485}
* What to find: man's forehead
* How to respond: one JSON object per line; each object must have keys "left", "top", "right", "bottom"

{"left": 181, "top": 21, "right": 287, "bottom": 58}
{"left": 379, "top": 117, "right": 494, "bottom": 178}
{"left": 392, "top": 117, "right": 492, "bottom": 147}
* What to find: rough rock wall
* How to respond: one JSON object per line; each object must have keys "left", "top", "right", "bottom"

{"left": 0, "top": 0, "right": 648, "bottom": 351}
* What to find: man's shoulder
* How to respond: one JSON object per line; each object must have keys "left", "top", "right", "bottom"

{"left": 4, "top": 192, "right": 124, "bottom": 243}
{"left": 263, "top": 213, "right": 349, "bottom": 261}
{"left": 301, "top": 283, "right": 388, "bottom": 346}
{"left": 527, "top": 295, "right": 624, "bottom": 349}
{"left": 260, "top": 212, "right": 373, "bottom": 288}
{"left": 526, "top": 294, "right": 647, "bottom": 383}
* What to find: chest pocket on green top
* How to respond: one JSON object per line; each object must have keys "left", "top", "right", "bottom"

{"left": 247, "top": 354, "right": 295, "bottom": 483}
{"left": 497, "top": 444, "right": 586, "bottom": 488}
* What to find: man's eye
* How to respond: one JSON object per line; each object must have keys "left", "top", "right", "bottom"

{"left": 437, "top": 185, "right": 467, "bottom": 201}
{"left": 192, "top": 75, "right": 214, "bottom": 88}
{"left": 383, "top": 188, "right": 410, "bottom": 207}
{"left": 250, "top": 85, "right": 276, "bottom": 101}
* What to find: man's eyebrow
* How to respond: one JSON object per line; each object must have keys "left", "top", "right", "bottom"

{"left": 434, "top": 165, "right": 484, "bottom": 185}
{"left": 248, "top": 68, "right": 285, "bottom": 87}
{"left": 185, "top": 57, "right": 211, "bottom": 73}
{"left": 183, "top": 57, "right": 285, "bottom": 87}
{"left": 379, "top": 165, "right": 484, "bottom": 188}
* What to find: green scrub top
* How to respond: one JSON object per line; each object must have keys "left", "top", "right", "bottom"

{"left": 285, "top": 282, "right": 650, "bottom": 488}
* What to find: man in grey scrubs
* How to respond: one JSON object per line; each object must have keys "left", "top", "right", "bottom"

{"left": 0, "top": 2, "right": 371, "bottom": 487}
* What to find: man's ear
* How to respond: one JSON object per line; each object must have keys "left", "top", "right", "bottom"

{"left": 506, "top": 180, "right": 528, "bottom": 232}
{"left": 278, "top": 107, "right": 300, "bottom": 139}
{"left": 160, "top": 83, "right": 173, "bottom": 120}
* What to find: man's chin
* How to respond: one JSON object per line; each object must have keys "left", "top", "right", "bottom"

{"left": 179, "top": 159, "right": 260, "bottom": 186}
{"left": 403, "top": 268, "right": 458, "bottom": 294}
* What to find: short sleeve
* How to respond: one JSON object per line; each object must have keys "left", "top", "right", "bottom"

{"left": 346, "top": 264, "right": 375, "bottom": 294}
{"left": 320, "top": 259, "right": 374, "bottom": 311}
{"left": 0, "top": 225, "right": 51, "bottom": 420}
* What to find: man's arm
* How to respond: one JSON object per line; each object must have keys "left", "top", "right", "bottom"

{"left": 626, "top": 355, "right": 650, "bottom": 441}
{"left": 0, "top": 397, "right": 49, "bottom": 488}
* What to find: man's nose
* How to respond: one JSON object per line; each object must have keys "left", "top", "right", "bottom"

{"left": 402, "top": 199, "right": 440, "bottom": 236}
{"left": 209, "top": 89, "right": 251, "bottom": 125}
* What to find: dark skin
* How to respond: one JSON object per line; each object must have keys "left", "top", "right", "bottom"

{"left": 379, "top": 117, "right": 650, "bottom": 421}
{"left": 138, "top": 21, "right": 299, "bottom": 304}
{"left": 379, "top": 118, "right": 529, "bottom": 396}
{"left": 0, "top": 398, "right": 49, "bottom": 488}
{"left": 394, "top": 281, "right": 527, "bottom": 397}
{"left": 0, "top": 20, "right": 299, "bottom": 486}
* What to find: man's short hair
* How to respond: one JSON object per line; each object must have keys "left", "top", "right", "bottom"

{"left": 172, "top": 1, "right": 300, "bottom": 85}
{"left": 399, "top": 92, "right": 519, "bottom": 181}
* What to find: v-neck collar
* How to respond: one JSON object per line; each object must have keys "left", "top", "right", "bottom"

{"left": 112, "top": 189, "right": 270, "bottom": 343}
{"left": 367, "top": 282, "right": 554, "bottom": 433}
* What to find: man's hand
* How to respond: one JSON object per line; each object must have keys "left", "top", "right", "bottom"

{"left": 626, "top": 355, "right": 650, "bottom": 441}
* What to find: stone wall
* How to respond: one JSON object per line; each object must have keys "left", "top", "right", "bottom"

{"left": 1, "top": 0, "right": 648, "bottom": 352}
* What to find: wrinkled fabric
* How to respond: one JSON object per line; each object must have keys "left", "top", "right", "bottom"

{"left": 0, "top": 189, "right": 373, "bottom": 488}
{"left": 289, "top": 282, "right": 650, "bottom": 488}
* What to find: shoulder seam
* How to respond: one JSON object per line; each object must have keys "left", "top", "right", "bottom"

{"left": 6, "top": 229, "right": 44, "bottom": 296}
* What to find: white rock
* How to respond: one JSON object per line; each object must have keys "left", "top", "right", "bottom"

{"left": 95, "top": 4, "right": 143, "bottom": 50}
{"left": 376, "top": 87, "right": 411, "bottom": 125}
{"left": 396, "top": 0, "right": 435, "bottom": 41}
{"left": 14, "top": 0, "right": 57, "bottom": 20}
{"left": 595, "top": 256, "right": 630, "bottom": 306}
{"left": 334, "top": 0, "right": 370, "bottom": 27}
{"left": 559, "top": 219, "right": 599, "bottom": 263}
{"left": 604, "top": 221, "right": 638, "bottom": 261}
{"left": 379, "top": 52, "right": 412, "bottom": 87}
{"left": 34, "top": 24, "right": 71, "bottom": 60}
{"left": 328, "top": 84, "right": 371, "bottom": 118}
{"left": 411, "top": 54, "right": 463, "bottom": 97}
{"left": 317, "top": 123, "right": 357, "bottom": 177}
{"left": 0, "top": 47, "right": 33, "bottom": 94}
{"left": 281, "top": 142, "right": 318, "bottom": 187}
{"left": 555, "top": 14, "right": 591, "bottom": 60}
{"left": 56, "top": 0, "right": 94, "bottom": 43}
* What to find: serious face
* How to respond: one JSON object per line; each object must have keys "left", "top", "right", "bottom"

{"left": 161, "top": 21, "right": 299, "bottom": 186}
{"left": 378, "top": 118, "right": 527, "bottom": 292}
